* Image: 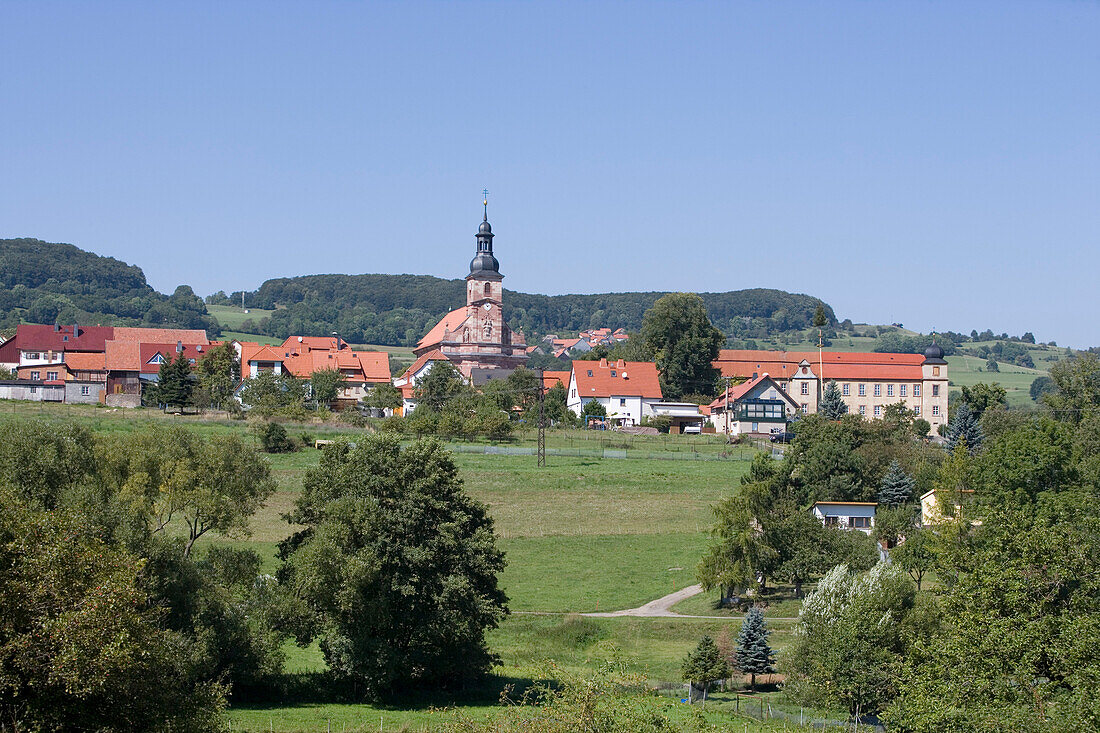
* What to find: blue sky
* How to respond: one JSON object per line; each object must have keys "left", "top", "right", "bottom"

{"left": 2, "top": 2, "right": 1097, "bottom": 346}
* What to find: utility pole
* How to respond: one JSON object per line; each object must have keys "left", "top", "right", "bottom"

{"left": 818, "top": 328, "right": 824, "bottom": 406}
{"left": 721, "top": 375, "right": 734, "bottom": 443}
{"left": 536, "top": 368, "right": 546, "bottom": 467}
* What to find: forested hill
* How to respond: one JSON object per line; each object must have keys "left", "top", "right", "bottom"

{"left": 0, "top": 239, "right": 216, "bottom": 332}
{"left": 243, "top": 273, "right": 835, "bottom": 346}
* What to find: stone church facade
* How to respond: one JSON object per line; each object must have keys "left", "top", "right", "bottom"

{"left": 413, "top": 206, "right": 528, "bottom": 378}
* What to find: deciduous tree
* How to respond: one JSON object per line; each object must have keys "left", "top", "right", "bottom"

{"left": 278, "top": 436, "right": 508, "bottom": 698}
{"left": 640, "top": 293, "right": 724, "bottom": 400}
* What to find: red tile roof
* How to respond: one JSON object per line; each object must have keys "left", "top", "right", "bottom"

{"left": 112, "top": 327, "right": 209, "bottom": 345}
{"left": 12, "top": 324, "right": 115, "bottom": 352}
{"left": 572, "top": 359, "right": 662, "bottom": 399}
{"left": 541, "top": 370, "right": 571, "bottom": 390}
{"left": 63, "top": 352, "right": 107, "bottom": 371}
{"left": 417, "top": 307, "right": 468, "bottom": 348}
{"left": 714, "top": 350, "right": 926, "bottom": 381}
{"left": 104, "top": 341, "right": 142, "bottom": 371}
{"left": 398, "top": 349, "right": 451, "bottom": 382}
{"left": 139, "top": 343, "right": 209, "bottom": 373}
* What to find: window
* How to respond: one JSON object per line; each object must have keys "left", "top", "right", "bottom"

{"left": 858, "top": 383, "right": 866, "bottom": 396}
{"left": 31, "top": 371, "right": 40, "bottom": 381}
{"left": 824, "top": 516, "right": 839, "bottom": 527}
{"left": 874, "top": 405, "right": 882, "bottom": 417}
{"left": 858, "top": 405, "right": 866, "bottom": 415}
{"left": 933, "top": 366, "right": 940, "bottom": 376}
{"left": 850, "top": 516, "right": 871, "bottom": 529}
{"left": 801, "top": 403, "right": 808, "bottom": 414}
{"left": 842, "top": 383, "right": 850, "bottom": 396}
{"left": 28, "top": 352, "right": 39, "bottom": 360}
{"left": 586, "top": 370, "right": 593, "bottom": 377}
{"left": 46, "top": 371, "right": 58, "bottom": 381}
{"left": 800, "top": 382, "right": 809, "bottom": 395}
{"left": 610, "top": 370, "right": 616, "bottom": 377}
{"left": 619, "top": 398, "right": 626, "bottom": 406}
{"left": 899, "top": 384, "right": 907, "bottom": 397}
{"left": 932, "top": 384, "right": 940, "bottom": 397}
{"left": 914, "top": 405, "right": 921, "bottom": 416}
{"left": 571, "top": 389, "right": 576, "bottom": 398}
{"left": 874, "top": 384, "right": 881, "bottom": 397}
{"left": 483, "top": 282, "right": 491, "bottom": 297}
{"left": 914, "top": 384, "right": 921, "bottom": 397}
{"left": 887, "top": 384, "right": 894, "bottom": 397}
{"left": 81, "top": 385, "right": 90, "bottom": 396}
{"left": 30, "top": 386, "right": 37, "bottom": 394}
{"left": 932, "top": 405, "right": 940, "bottom": 416}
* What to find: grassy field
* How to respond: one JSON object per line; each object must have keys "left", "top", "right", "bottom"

{"left": 3, "top": 404, "right": 763, "bottom": 729}
{"left": 945, "top": 354, "right": 1045, "bottom": 408}
{"left": 207, "top": 303, "right": 277, "bottom": 329}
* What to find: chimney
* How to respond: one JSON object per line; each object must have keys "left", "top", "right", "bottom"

{"left": 297, "top": 336, "right": 303, "bottom": 343}
{"left": 176, "top": 340, "right": 183, "bottom": 353}
{"left": 53, "top": 324, "right": 60, "bottom": 332}
{"left": 599, "top": 358, "right": 608, "bottom": 368}
{"left": 72, "top": 325, "right": 79, "bottom": 337}
{"left": 616, "top": 359, "right": 626, "bottom": 368}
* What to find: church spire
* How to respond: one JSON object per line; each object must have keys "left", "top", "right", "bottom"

{"left": 469, "top": 193, "right": 501, "bottom": 280}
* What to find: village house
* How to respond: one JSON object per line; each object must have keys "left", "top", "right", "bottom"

{"left": 919, "top": 487, "right": 976, "bottom": 527}
{"left": 392, "top": 349, "right": 453, "bottom": 415}
{"left": 236, "top": 336, "right": 391, "bottom": 408}
{"left": 811, "top": 501, "right": 878, "bottom": 534}
{"left": 566, "top": 358, "right": 663, "bottom": 426}
{"left": 707, "top": 374, "right": 801, "bottom": 437}
{"left": 713, "top": 344, "right": 949, "bottom": 434}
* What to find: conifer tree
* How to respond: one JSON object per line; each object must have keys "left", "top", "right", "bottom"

{"left": 878, "top": 459, "right": 916, "bottom": 507}
{"left": 735, "top": 607, "right": 776, "bottom": 692}
{"left": 819, "top": 380, "right": 848, "bottom": 420}
{"left": 944, "top": 403, "right": 984, "bottom": 454}
{"left": 681, "top": 634, "right": 729, "bottom": 706}
{"left": 151, "top": 351, "right": 193, "bottom": 408}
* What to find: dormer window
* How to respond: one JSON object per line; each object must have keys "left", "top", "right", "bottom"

{"left": 610, "top": 370, "right": 616, "bottom": 377}
{"left": 587, "top": 370, "right": 594, "bottom": 377}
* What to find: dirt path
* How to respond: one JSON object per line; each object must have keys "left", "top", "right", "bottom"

{"left": 583, "top": 584, "right": 707, "bottom": 617}
{"left": 511, "top": 585, "right": 801, "bottom": 621}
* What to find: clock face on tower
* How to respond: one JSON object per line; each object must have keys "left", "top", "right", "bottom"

{"left": 483, "top": 302, "right": 492, "bottom": 311}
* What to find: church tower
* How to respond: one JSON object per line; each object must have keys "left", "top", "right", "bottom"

{"left": 412, "top": 194, "right": 528, "bottom": 376}
{"left": 466, "top": 197, "right": 504, "bottom": 340}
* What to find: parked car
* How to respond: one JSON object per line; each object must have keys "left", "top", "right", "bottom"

{"left": 770, "top": 431, "right": 796, "bottom": 444}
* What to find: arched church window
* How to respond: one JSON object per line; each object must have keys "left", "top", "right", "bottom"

{"left": 484, "top": 282, "right": 491, "bottom": 297}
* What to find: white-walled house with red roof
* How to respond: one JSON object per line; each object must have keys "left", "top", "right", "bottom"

{"left": 707, "top": 374, "right": 801, "bottom": 437}
{"left": 566, "top": 359, "right": 664, "bottom": 426}
{"left": 392, "top": 349, "right": 454, "bottom": 415}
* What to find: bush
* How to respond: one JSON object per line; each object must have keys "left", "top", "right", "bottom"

{"left": 648, "top": 415, "right": 673, "bottom": 433}
{"left": 298, "top": 431, "right": 314, "bottom": 449}
{"left": 912, "top": 418, "right": 931, "bottom": 437}
{"left": 255, "top": 421, "right": 295, "bottom": 453}
{"left": 378, "top": 415, "right": 406, "bottom": 433}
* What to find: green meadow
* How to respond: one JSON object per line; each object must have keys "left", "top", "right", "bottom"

{"left": 1, "top": 405, "right": 777, "bottom": 730}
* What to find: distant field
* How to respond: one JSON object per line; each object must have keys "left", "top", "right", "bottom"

{"left": 207, "top": 303, "right": 276, "bottom": 329}
{"left": 946, "top": 354, "right": 1045, "bottom": 408}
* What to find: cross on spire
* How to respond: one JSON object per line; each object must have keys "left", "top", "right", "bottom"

{"left": 482, "top": 189, "right": 489, "bottom": 221}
